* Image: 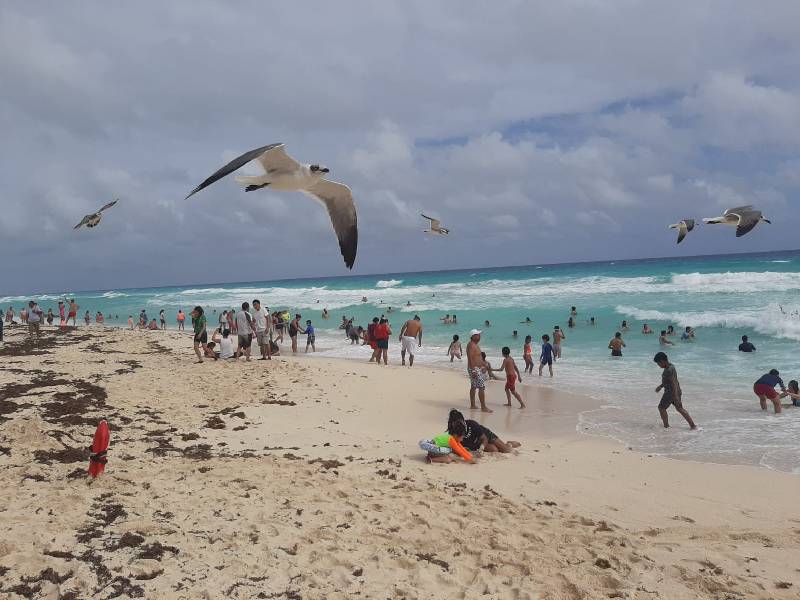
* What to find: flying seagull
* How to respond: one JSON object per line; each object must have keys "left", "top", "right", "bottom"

{"left": 186, "top": 143, "right": 358, "bottom": 269}
{"left": 422, "top": 214, "right": 449, "bottom": 236}
{"left": 669, "top": 219, "right": 695, "bottom": 244}
{"left": 73, "top": 199, "right": 118, "bottom": 230}
{"left": 702, "top": 205, "right": 771, "bottom": 238}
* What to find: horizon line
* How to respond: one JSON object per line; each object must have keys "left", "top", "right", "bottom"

{"left": 7, "top": 246, "right": 799, "bottom": 298}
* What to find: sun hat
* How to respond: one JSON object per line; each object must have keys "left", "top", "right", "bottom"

{"left": 470, "top": 329, "right": 482, "bottom": 336}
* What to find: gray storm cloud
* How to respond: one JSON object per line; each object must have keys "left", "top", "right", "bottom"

{"left": 1, "top": 1, "right": 798, "bottom": 294}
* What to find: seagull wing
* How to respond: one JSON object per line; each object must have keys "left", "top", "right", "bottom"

{"left": 185, "top": 143, "right": 283, "bottom": 199}
{"left": 684, "top": 219, "right": 695, "bottom": 232}
{"left": 676, "top": 226, "right": 688, "bottom": 244}
{"left": 303, "top": 179, "right": 358, "bottom": 269}
{"left": 98, "top": 199, "right": 118, "bottom": 213}
{"left": 421, "top": 214, "right": 441, "bottom": 229}
{"left": 735, "top": 211, "right": 761, "bottom": 237}
{"left": 257, "top": 144, "right": 301, "bottom": 175}
{"left": 74, "top": 214, "right": 92, "bottom": 230}
{"left": 724, "top": 205, "right": 753, "bottom": 217}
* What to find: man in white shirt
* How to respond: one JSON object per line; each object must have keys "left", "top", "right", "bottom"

{"left": 251, "top": 299, "right": 272, "bottom": 360}
{"left": 27, "top": 301, "right": 43, "bottom": 337}
{"left": 235, "top": 302, "right": 255, "bottom": 361}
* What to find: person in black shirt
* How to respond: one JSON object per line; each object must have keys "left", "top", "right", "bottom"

{"left": 446, "top": 409, "right": 521, "bottom": 453}
{"left": 738, "top": 335, "right": 756, "bottom": 353}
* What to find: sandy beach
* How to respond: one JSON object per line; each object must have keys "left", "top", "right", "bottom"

{"left": 1, "top": 326, "right": 798, "bottom": 599}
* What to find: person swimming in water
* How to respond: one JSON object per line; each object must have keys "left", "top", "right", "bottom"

{"left": 608, "top": 332, "right": 625, "bottom": 357}
{"left": 642, "top": 323, "right": 653, "bottom": 334}
{"left": 659, "top": 330, "right": 673, "bottom": 346}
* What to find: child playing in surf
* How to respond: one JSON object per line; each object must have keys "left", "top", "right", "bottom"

{"left": 782, "top": 380, "right": 800, "bottom": 408}
{"left": 539, "top": 334, "right": 554, "bottom": 378}
{"left": 523, "top": 335, "right": 534, "bottom": 374}
{"left": 447, "top": 334, "right": 462, "bottom": 362}
{"left": 418, "top": 419, "right": 474, "bottom": 464}
{"left": 495, "top": 346, "right": 524, "bottom": 408}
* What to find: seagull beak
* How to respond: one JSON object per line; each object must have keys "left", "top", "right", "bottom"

{"left": 321, "top": 168, "right": 330, "bottom": 173}
{"left": 763, "top": 218, "right": 771, "bottom": 224}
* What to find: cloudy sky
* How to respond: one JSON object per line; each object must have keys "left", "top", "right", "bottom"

{"left": 2, "top": 1, "right": 799, "bottom": 294}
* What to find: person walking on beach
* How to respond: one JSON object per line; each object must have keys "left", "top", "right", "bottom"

{"left": 399, "top": 315, "right": 423, "bottom": 367}
{"left": 235, "top": 302, "right": 255, "bottom": 361}
{"left": 373, "top": 318, "right": 390, "bottom": 365}
{"left": 191, "top": 306, "right": 209, "bottom": 363}
{"left": 653, "top": 352, "right": 696, "bottom": 429}
{"left": 539, "top": 334, "right": 554, "bottom": 377}
{"left": 738, "top": 335, "right": 756, "bottom": 352}
{"left": 496, "top": 346, "right": 524, "bottom": 408}
{"left": 27, "top": 301, "right": 42, "bottom": 337}
{"left": 58, "top": 302, "right": 66, "bottom": 330}
{"left": 68, "top": 299, "right": 79, "bottom": 327}
{"left": 84, "top": 311, "right": 91, "bottom": 326}
{"left": 753, "top": 369, "right": 787, "bottom": 414}
{"left": 159, "top": 310, "right": 166, "bottom": 330}
{"left": 466, "top": 330, "right": 492, "bottom": 413}
{"left": 608, "top": 332, "right": 625, "bottom": 357}
{"left": 251, "top": 300, "right": 272, "bottom": 360}
{"left": 552, "top": 326, "right": 565, "bottom": 359}
{"left": 177, "top": 309, "right": 185, "bottom": 331}
{"left": 523, "top": 335, "right": 534, "bottom": 374}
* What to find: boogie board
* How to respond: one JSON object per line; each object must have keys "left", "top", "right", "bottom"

{"left": 88, "top": 420, "right": 110, "bottom": 478}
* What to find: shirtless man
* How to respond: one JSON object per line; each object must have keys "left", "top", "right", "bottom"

{"left": 466, "top": 330, "right": 492, "bottom": 413}
{"left": 608, "top": 332, "right": 626, "bottom": 357}
{"left": 68, "top": 299, "right": 79, "bottom": 327}
{"left": 399, "top": 315, "right": 423, "bottom": 367}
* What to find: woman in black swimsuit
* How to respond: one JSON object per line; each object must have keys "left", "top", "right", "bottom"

{"left": 289, "top": 314, "right": 304, "bottom": 354}
{"left": 446, "top": 410, "right": 521, "bottom": 453}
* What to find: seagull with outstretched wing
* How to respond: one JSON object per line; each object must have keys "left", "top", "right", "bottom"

{"left": 422, "top": 214, "right": 449, "bottom": 236}
{"left": 74, "top": 199, "right": 118, "bottom": 230}
{"left": 703, "top": 205, "right": 771, "bottom": 237}
{"left": 669, "top": 219, "right": 695, "bottom": 244}
{"left": 186, "top": 144, "right": 358, "bottom": 269}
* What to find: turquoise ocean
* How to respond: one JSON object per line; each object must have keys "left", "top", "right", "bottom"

{"left": 4, "top": 250, "right": 800, "bottom": 474}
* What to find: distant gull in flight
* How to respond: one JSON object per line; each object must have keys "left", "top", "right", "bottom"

{"left": 702, "top": 205, "right": 771, "bottom": 237}
{"left": 73, "top": 199, "right": 118, "bottom": 230}
{"left": 186, "top": 143, "right": 358, "bottom": 269}
{"left": 422, "top": 214, "right": 449, "bottom": 236}
{"left": 668, "top": 219, "right": 694, "bottom": 244}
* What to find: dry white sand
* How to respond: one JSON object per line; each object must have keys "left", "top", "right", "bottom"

{"left": 0, "top": 326, "right": 798, "bottom": 599}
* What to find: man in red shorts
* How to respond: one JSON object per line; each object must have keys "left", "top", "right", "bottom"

{"left": 753, "top": 369, "right": 787, "bottom": 414}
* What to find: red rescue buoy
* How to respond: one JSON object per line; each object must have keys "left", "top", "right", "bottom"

{"left": 88, "top": 420, "right": 110, "bottom": 478}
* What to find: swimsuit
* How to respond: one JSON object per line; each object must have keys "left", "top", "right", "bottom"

{"left": 540, "top": 343, "right": 553, "bottom": 366}
{"left": 461, "top": 420, "right": 497, "bottom": 451}
{"left": 468, "top": 367, "right": 487, "bottom": 390}
{"left": 401, "top": 336, "right": 417, "bottom": 355}
{"left": 505, "top": 373, "right": 517, "bottom": 392}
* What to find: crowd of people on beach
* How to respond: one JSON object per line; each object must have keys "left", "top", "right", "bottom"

{"left": 4, "top": 296, "right": 799, "bottom": 431}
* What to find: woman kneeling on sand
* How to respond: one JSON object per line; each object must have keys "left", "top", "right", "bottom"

{"left": 447, "top": 409, "right": 521, "bottom": 453}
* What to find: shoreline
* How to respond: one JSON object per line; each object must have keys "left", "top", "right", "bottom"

{"left": 7, "top": 322, "right": 798, "bottom": 476}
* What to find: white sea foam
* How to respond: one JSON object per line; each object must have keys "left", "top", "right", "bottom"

{"left": 375, "top": 279, "right": 403, "bottom": 288}
{"left": 615, "top": 302, "right": 800, "bottom": 341}
{"left": 100, "top": 291, "right": 128, "bottom": 298}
